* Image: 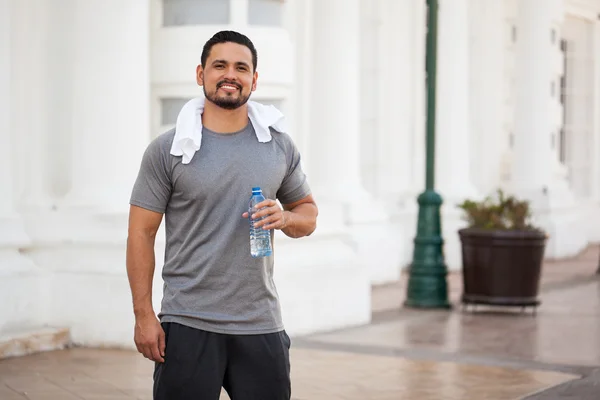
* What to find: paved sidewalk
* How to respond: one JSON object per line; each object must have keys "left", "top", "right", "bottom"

{"left": 0, "top": 346, "right": 576, "bottom": 400}
{"left": 1, "top": 246, "right": 599, "bottom": 399}
{"left": 523, "top": 369, "right": 600, "bottom": 400}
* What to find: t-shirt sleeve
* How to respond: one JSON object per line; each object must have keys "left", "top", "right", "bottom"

{"left": 276, "top": 133, "right": 312, "bottom": 205}
{"left": 129, "top": 136, "right": 172, "bottom": 213}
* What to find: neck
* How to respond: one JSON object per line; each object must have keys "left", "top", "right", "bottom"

{"left": 202, "top": 100, "right": 249, "bottom": 134}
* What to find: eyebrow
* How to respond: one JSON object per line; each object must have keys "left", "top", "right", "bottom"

{"left": 212, "top": 59, "right": 250, "bottom": 68}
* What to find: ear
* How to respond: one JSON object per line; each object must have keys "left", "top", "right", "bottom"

{"left": 196, "top": 65, "right": 204, "bottom": 86}
{"left": 251, "top": 71, "right": 258, "bottom": 92}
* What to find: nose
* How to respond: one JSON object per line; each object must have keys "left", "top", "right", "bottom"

{"left": 223, "top": 66, "right": 238, "bottom": 81}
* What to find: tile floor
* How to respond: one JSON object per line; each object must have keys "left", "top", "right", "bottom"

{"left": 0, "top": 347, "right": 576, "bottom": 400}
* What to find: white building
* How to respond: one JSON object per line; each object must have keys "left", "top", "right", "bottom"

{"left": 1, "top": 0, "right": 600, "bottom": 354}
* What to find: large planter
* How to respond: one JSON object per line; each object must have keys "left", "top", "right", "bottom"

{"left": 458, "top": 228, "right": 547, "bottom": 307}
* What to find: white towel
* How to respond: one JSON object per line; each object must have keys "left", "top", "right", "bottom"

{"left": 170, "top": 96, "right": 288, "bottom": 164}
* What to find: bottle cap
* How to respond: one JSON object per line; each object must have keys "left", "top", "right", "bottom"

{"left": 252, "top": 187, "right": 261, "bottom": 192}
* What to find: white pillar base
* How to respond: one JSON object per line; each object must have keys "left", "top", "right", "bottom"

{"left": 21, "top": 235, "right": 163, "bottom": 349}
{"left": 539, "top": 211, "right": 588, "bottom": 259}
{"left": 583, "top": 202, "right": 600, "bottom": 243}
{"left": 354, "top": 221, "right": 404, "bottom": 285}
{"left": 516, "top": 182, "right": 587, "bottom": 259}
{"left": 15, "top": 204, "right": 372, "bottom": 347}
{"left": 0, "top": 248, "right": 48, "bottom": 337}
{"left": 441, "top": 206, "right": 469, "bottom": 272}
{"left": 0, "top": 215, "right": 31, "bottom": 248}
{"left": 349, "top": 195, "right": 404, "bottom": 285}
{"left": 0, "top": 327, "right": 70, "bottom": 360}
{"left": 392, "top": 194, "right": 421, "bottom": 273}
{"left": 274, "top": 232, "right": 371, "bottom": 336}
{"left": 314, "top": 186, "right": 404, "bottom": 285}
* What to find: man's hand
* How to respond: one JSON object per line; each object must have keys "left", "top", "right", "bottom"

{"left": 241, "top": 195, "right": 317, "bottom": 238}
{"left": 242, "top": 199, "right": 287, "bottom": 230}
{"left": 134, "top": 314, "right": 166, "bottom": 363}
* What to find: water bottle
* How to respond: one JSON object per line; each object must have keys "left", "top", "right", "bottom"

{"left": 248, "top": 187, "right": 273, "bottom": 258}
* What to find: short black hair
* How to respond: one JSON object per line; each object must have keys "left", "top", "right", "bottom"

{"left": 201, "top": 30, "right": 258, "bottom": 72}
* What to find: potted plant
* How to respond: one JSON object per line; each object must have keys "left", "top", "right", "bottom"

{"left": 457, "top": 190, "right": 547, "bottom": 308}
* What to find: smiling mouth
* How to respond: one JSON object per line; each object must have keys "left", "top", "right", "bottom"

{"left": 218, "top": 84, "right": 240, "bottom": 92}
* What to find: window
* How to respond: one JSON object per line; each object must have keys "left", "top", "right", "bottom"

{"left": 160, "top": 98, "right": 192, "bottom": 126}
{"left": 248, "top": 0, "right": 283, "bottom": 26}
{"left": 559, "top": 40, "right": 567, "bottom": 164}
{"left": 162, "top": 0, "right": 229, "bottom": 26}
{"left": 560, "top": 17, "right": 594, "bottom": 198}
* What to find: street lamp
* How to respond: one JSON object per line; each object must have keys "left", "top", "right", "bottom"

{"left": 404, "top": 0, "right": 451, "bottom": 309}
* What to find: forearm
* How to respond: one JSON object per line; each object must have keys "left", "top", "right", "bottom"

{"left": 282, "top": 203, "right": 318, "bottom": 238}
{"left": 126, "top": 232, "right": 157, "bottom": 318}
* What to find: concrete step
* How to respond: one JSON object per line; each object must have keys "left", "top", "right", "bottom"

{"left": 0, "top": 327, "right": 71, "bottom": 360}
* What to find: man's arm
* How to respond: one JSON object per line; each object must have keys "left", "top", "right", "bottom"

{"left": 281, "top": 195, "right": 318, "bottom": 238}
{"left": 126, "top": 205, "right": 166, "bottom": 362}
{"left": 244, "top": 194, "right": 318, "bottom": 239}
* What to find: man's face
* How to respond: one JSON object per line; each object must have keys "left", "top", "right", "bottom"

{"left": 197, "top": 42, "right": 257, "bottom": 110}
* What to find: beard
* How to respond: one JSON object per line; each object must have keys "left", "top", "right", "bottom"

{"left": 203, "top": 81, "right": 251, "bottom": 110}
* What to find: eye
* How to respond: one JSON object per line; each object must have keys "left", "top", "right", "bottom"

{"left": 215, "top": 64, "right": 225, "bottom": 69}
{"left": 237, "top": 66, "right": 248, "bottom": 72}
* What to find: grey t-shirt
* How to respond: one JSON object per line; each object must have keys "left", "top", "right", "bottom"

{"left": 129, "top": 121, "right": 311, "bottom": 334}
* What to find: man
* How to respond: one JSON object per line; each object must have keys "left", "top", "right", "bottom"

{"left": 126, "top": 30, "right": 318, "bottom": 400}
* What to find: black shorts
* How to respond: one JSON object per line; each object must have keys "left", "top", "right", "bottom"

{"left": 153, "top": 322, "right": 291, "bottom": 400}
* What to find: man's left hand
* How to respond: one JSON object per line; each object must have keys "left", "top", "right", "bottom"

{"left": 241, "top": 199, "right": 287, "bottom": 230}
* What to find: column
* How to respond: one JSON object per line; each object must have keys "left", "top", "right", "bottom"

{"left": 511, "top": 0, "right": 586, "bottom": 258}
{"left": 10, "top": 0, "right": 53, "bottom": 210}
{"left": 1, "top": 1, "right": 41, "bottom": 344}
{"left": 0, "top": 0, "right": 29, "bottom": 247}
{"left": 308, "top": 0, "right": 364, "bottom": 205}
{"left": 62, "top": 1, "right": 150, "bottom": 213}
{"left": 435, "top": 0, "right": 479, "bottom": 202}
{"left": 409, "top": 0, "right": 427, "bottom": 197}
{"left": 511, "top": 0, "right": 565, "bottom": 200}
{"left": 375, "top": 0, "right": 414, "bottom": 202}
{"left": 285, "top": 0, "right": 311, "bottom": 160}
{"left": 593, "top": 21, "right": 600, "bottom": 202}
{"left": 271, "top": 0, "right": 371, "bottom": 332}
{"left": 469, "top": 0, "right": 506, "bottom": 195}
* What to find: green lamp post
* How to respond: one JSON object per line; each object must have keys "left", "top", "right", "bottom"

{"left": 404, "top": 0, "right": 451, "bottom": 309}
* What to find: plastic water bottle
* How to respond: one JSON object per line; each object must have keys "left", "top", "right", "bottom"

{"left": 248, "top": 187, "right": 273, "bottom": 258}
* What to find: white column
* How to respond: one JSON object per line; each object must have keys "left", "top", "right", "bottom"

{"left": 0, "top": 0, "right": 29, "bottom": 247}
{"left": 511, "top": 0, "right": 565, "bottom": 200}
{"left": 309, "top": 0, "right": 363, "bottom": 205}
{"left": 374, "top": 0, "right": 414, "bottom": 203}
{"left": 429, "top": 0, "right": 482, "bottom": 271}
{"left": 1, "top": 1, "right": 43, "bottom": 344}
{"left": 511, "top": 0, "right": 587, "bottom": 258}
{"left": 593, "top": 21, "right": 600, "bottom": 203}
{"left": 409, "top": 0, "right": 427, "bottom": 196}
{"left": 284, "top": 0, "right": 312, "bottom": 164}
{"left": 270, "top": 0, "right": 371, "bottom": 332}
{"left": 62, "top": 1, "right": 150, "bottom": 213}
{"left": 469, "top": 0, "right": 506, "bottom": 195}
{"left": 435, "top": 0, "right": 479, "bottom": 202}
{"left": 308, "top": 0, "right": 395, "bottom": 285}
{"left": 10, "top": 0, "right": 54, "bottom": 211}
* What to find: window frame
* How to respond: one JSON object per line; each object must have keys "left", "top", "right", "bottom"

{"left": 159, "top": 0, "right": 285, "bottom": 27}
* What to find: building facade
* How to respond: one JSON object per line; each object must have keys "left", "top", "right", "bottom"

{"left": 1, "top": 0, "right": 600, "bottom": 350}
